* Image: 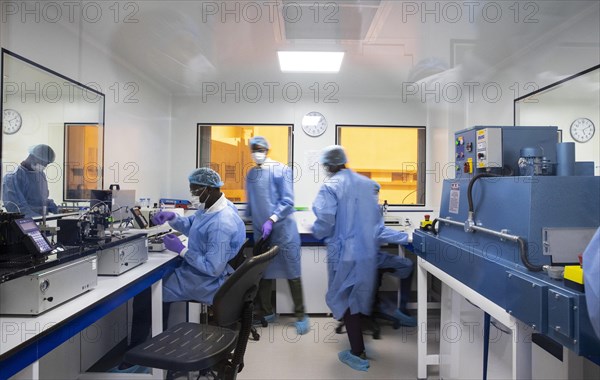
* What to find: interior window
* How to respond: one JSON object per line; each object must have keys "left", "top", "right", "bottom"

{"left": 197, "top": 124, "right": 292, "bottom": 202}
{"left": 337, "top": 125, "right": 426, "bottom": 205}
{"left": 64, "top": 123, "right": 104, "bottom": 201}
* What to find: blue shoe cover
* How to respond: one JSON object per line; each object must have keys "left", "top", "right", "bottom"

{"left": 295, "top": 315, "right": 310, "bottom": 335}
{"left": 252, "top": 313, "right": 277, "bottom": 326}
{"left": 338, "top": 350, "right": 369, "bottom": 371}
{"left": 394, "top": 309, "right": 417, "bottom": 327}
{"left": 109, "top": 364, "right": 151, "bottom": 373}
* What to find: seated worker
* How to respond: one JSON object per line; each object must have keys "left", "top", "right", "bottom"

{"left": 112, "top": 168, "right": 246, "bottom": 373}
{"left": 375, "top": 219, "right": 417, "bottom": 327}
{"left": 2, "top": 144, "right": 59, "bottom": 217}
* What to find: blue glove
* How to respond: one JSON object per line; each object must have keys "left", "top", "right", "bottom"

{"left": 47, "top": 200, "right": 59, "bottom": 214}
{"left": 262, "top": 219, "right": 274, "bottom": 239}
{"left": 163, "top": 234, "right": 184, "bottom": 254}
{"left": 152, "top": 211, "right": 176, "bottom": 225}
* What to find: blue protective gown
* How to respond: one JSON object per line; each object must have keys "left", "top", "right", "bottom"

{"left": 376, "top": 222, "right": 413, "bottom": 280}
{"left": 163, "top": 198, "right": 246, "bottom": 304}
{"left": 2, "top": 164, "right": 58, "bottom": 217}
{"left": 583, "top": 227, "right": 600, "bottom": 339}
{"left": 312, "top": 169, "right": 380, "bottom": 320}
{"left": 246, "top": 159, "right": 301, "bottom": 279}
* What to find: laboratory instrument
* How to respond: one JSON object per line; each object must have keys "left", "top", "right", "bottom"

{"left": 414, "top": 125, "right": 600, "bottom": 363}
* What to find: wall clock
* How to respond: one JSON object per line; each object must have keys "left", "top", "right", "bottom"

{"left": 3, "top": 109, "right": 23, "bottom": 135}
{"left": 301, "top": 111, "right": 327, "bottom": 137}
{"left": 569, "top": 117, "right": 595, "bottom": 143}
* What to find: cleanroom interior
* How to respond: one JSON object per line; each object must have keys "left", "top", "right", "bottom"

{"left": 1, "top": 1, "right": 599, "bottom": 379}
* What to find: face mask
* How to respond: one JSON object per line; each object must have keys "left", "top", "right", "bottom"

{"left": 190, "top": 188, "right": 208, "bottom": 210}
{"left": 32, "top": 163, "right": 45, "bottom": 172}
{"left": 252, "top": 152, "right": 266, "bottom": 165}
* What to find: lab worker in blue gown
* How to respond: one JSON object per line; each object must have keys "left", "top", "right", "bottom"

{"left": 312, "top": 145, "right": 381, "bottom": 372}
{"left": 245, "top": 136, "right": 310, "bottom": 335}
{"left": 2, "top": 144, "right": 59, "bottom": 217}
{"left": 583, "top": 227, "right": 600, "bottom": 339}
{"left": 112, "top": 168, "right": 246, "bottom": 373}
{"left": 156, "top": 167, "right": 247, "bottom": 303}
{"left": 375, "top": 214, "right": 417, "bottom": 327}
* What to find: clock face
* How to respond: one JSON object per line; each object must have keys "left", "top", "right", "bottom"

{"left": 3, "top": 109, "right": 22, "bottom": 135}
{"left": 569, "top": 117, "right": 595, "bottom": 143}
{"left": 301, "top": 112, "right": 327, "bottom": 137}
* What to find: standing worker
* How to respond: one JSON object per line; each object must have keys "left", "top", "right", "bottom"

{"left": 245, "top": 136, "right": 310, "bottom": 335}
{"left": 2, "top": 144, "right": 59, "bottom": 217}
{"left": 312, "top": 145, "right": 380, "bottom": 371}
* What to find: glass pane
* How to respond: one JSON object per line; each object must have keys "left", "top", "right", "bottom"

{"left": 64, "top": 124, "right": 104, "bottom": 201}
{"left": 339, "top": 126, "right": 425, "bottom": 205}
{"left": 1, "top": 50, "right": 105, "bottom": 216}
{"left": 515, "top": 67, "right": 599, "bottom": 175}
{"left": 198, "top": 125, "right": 291, "bottom": 202}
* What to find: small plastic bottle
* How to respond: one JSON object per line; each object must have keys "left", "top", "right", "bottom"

{"left": 382, "top": 200, "right": 389, "bottom": 216}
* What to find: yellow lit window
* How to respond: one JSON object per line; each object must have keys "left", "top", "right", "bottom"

{"left": 338, "top": 126, "right": 426, "bottom": 205}
{"left": 64, "top": 123, "right": 104, "bottom": 201}
{"left": 197, "top": 124, "right": 292, "bottom": 202}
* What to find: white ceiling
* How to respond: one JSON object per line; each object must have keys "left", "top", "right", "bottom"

{"left": 72, "top": 0, "right": 600, "bottom": 98}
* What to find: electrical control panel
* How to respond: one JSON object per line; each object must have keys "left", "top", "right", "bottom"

{"left": 476, "top": 128, "right": 502, "bottom": 169}
{"left": 454, "top": 126, "right": 559, "bottom": 176}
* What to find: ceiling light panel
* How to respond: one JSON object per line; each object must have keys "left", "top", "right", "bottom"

{"left": 278, "top": 51, "right": 345, "bottom": 72}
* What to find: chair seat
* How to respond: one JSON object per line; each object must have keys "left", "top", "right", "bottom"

{"left": 124, "top": 322, "right": 238, "bottom": 372}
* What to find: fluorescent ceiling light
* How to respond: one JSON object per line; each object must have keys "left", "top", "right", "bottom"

{"left": 278, "top": 51, "right": 344, "bottom": 73}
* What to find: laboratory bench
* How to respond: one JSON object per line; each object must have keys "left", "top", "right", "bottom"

{"left": 0, "top": 252, "right": 179, "bottom": 380}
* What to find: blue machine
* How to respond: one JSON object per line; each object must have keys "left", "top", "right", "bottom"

{"left": 413, "top": 125, "right": 600, "bottom": 363}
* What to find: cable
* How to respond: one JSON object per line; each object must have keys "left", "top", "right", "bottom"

{"left": 518, "top": 237, "right": 542, "bottom": 272}
{"left": 467, "top": 173, "right": 501, "bottom": 213}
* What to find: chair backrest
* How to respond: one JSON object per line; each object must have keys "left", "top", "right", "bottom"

{"left": 227, "top": 238, "right": 250, "bottom": 271}
{"left": 213, "top": 245, "right": 279, "bottom": 326}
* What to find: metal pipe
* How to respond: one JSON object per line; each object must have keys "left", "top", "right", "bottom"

{"left": 436, "top": 216, "right": 542, "bottom": 271}
{"left": 470, "top": 225, "right": 519, "bottom": 242}
{"left": 436, "top": 217, "right": 519, "bottom": 241}
{"left": 436, "top": 217, "right": 463, "bottom": 228}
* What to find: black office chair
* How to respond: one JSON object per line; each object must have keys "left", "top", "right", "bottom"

{"left": 124, "top": 245, "right": 279, "bottom": 380}
{"left": 196, "top": 239, "right": 250, "bottom": 324}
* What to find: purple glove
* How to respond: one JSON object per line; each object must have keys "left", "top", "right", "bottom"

{"left": 262, "top": 219, "right": 274, "bottom": 239}
{"left": 152, "top": 211, "right": 176, "bottom": 225}
{"left": 163, "top": 234, "right": 184, "bottom": 254}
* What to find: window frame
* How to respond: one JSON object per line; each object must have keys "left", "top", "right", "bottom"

{"left": 336, "top": 124, "right": 426, "bottom": 206}
{"left": 196, "top": 123, "right": 295, "bottom": 204}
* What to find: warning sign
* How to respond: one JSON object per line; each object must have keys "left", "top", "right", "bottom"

{"left": 449, "top": 183, "right": 460, "bottom": 214}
